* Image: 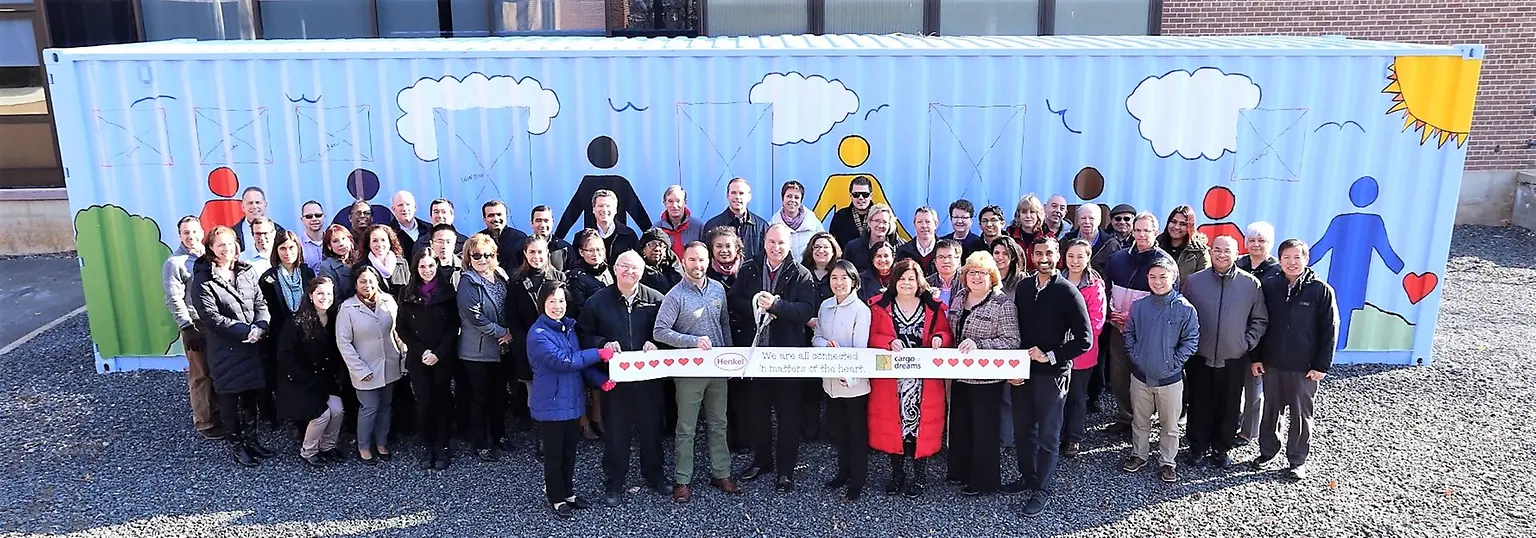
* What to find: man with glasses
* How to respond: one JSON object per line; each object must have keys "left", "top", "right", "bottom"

{"left": 828, "top": 175, "right": 876, "bottom": 247}
{"left": 1103, "top": 212, "right": 1174, "bottom": 435}
{"left": 946, "top": 199, "right": 982, "bottom": 260}
{"left": 389, "top": 190, "right": 432, "bottom": 258}
{"left": 926, "top": 239, "right": 963, "bottom": 305}
{"left": 1072, "top": 204, "right": 1120, "bottom": 276}
{"left": 1108, "top": 204, "right": 1137, "bottom": 245}
{"left": 427, "top": 224, "right": 462, "bottom": 279}
{"left": 298, "top": 201, "right": 327, "bottom": 272}
{"left": 231, "top": 186, "right": 285, "bottom": 251}
{"left": 242, "top": 216, "right": 277, "bottom": 275}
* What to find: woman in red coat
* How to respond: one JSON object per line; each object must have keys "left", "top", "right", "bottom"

{"left": 867, "top": 259, "right": 953, "bottom": 498}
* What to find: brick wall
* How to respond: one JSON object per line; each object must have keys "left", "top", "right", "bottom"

{"left": 1162, "top": 0, "right": 1536, "bottom": 172}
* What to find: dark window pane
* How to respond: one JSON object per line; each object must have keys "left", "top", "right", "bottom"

{"left": 259, "top": 0, "right": 375, "bottom": 38}
{"left": 824, "top": 0, "right": 922, "bottom": 34}
{"left": 493, "top": 0, "right": 607, "bottom": 35}
{"left": 0, "top": 17, "right": 39, "bottom": 67}
{"left": 377, "top": 0, "right": 444, "bottom": 37}
{"left": 42, "top": 0, "right": 141, "bottom": 47}
{"left": 615, "top": 0, "right": 699, "bottom": 36}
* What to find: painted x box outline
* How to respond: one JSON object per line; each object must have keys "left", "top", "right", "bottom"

{"left": 95, "top": 107, "right": 174, "bottom": 167}
{"left": 295, "top": 105, "right": 374, "bottom": 163}
{"left": 1232, "top": 107, "right": 1308, "bottom": 182}
{"left": 194, "top": 107, "right": 274, "bottom": 166}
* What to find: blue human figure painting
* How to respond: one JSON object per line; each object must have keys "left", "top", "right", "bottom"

{"left": 1311, "top": 176, "right": 1404, "bottom": 349}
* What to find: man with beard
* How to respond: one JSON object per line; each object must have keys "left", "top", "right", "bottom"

{"left": 1108, "top": 204, "right": 1137, "bottom": 245}
{"left": 479, "top": 200, "right": 529, "bottom": 275}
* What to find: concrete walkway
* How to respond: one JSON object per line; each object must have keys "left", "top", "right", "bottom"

{"left": 0, "top": 256, "right": 84, "bottom": 353}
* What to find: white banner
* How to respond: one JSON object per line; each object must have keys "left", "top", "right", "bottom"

{"left": 608, "top": 347, "right": 1032, "bottom": 382}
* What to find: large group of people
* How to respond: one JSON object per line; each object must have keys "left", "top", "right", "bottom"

{"left": 161, "top": 176, "right": 1339, "bottom": 519}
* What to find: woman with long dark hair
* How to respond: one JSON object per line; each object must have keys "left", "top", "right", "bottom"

{"left": 317, "top": 224, "right": 359, "bottom": 300}
{"left": 355, "top": 224, "right": 411, "bottom": 298}
{"left": 508, "top": 236, "right": 569, "bottom": 449}
{"left": 337, "top": 265, "right": 407, "bottom": 464}
{"left": 990, "top": 236, "right": 1026, "bottom": 295}
{"left": 858, "top": 240, "right": 897, "bottom": 303}
{"left": 276, "top": 276, "right": 346, "bottom": 468}
{"left": 398, "top": 249, "right": 460, "bottom": 470}
{"left": 259, "top": 230, "right": 315, "bottom": 430}
{"left": 867, "top": 259, "right": 953, "bottom": 497}
{"left": 526, "top": 280, "right": 615, "bottom": 519}
{"left": 191, "top": 225, "right": 273, "bottom": 467}
{"left": 1059, "top": 239, "right": 1108, "bottom": 458}
{"left": 812, "top": 260, "right": 870, "bottom": 501}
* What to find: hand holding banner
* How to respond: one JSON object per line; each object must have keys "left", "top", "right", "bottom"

{"left": 608, "top": 347, "right": 1030, "bottom": 382}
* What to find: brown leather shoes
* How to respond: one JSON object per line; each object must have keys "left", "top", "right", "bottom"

{"left": 712, "top": 477, "right": 742, "bottom": 494}
{"left": 671, "top": 484, "right": 693, "bottom": 503}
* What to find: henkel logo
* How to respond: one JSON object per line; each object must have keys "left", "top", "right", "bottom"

{"left": 714, "top": 352, "right": 747, "bottom": 371}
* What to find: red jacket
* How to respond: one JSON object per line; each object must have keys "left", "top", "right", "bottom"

{"left": 867, "top": 298, "right": 954, "bottom": 458}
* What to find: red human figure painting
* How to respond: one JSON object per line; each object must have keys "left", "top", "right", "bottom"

{"left": 1197, "top": 186, "right": 1244, "bottom": 248}
{"left": 199, "top": 167, "right": 245, "bottom": 230}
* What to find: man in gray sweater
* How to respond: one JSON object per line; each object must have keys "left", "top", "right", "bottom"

{"left": 1181, "top": 236, "right": 1268, "bottom": 469}
{"left": 1120, "top": 257, "right": 1199, "bottom": 483}
{"left": 653, "top": 241, "right": 741, "bottom": 503}
{"left": 161, "top": 216, "right": 222, "bottom": 440}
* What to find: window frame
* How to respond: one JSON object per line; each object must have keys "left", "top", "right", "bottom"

{"left": 1, "top": 0, "right": 64, "bottom": 188}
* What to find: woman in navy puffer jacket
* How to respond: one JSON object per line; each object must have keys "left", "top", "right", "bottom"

{"left": 526, "top": 280, "right": 615, "bottom": 520}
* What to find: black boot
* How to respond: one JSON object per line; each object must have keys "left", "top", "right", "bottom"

{"left": 418, "top": 448, "right": 435, "bottom": 470}
{"left": 905, "top": 458, "right": 927, "bottom": 498}
{"left": 230, "top": 435, "right": 259, "bottom": 468}
{"left": 245, "top": 431, "right": 275, "bottom": 459}
{"left": 434, "top": 446, "right": 451, "bottom": 470}
{"left": 884, "top": 454, "right": 905, "bottom": 495}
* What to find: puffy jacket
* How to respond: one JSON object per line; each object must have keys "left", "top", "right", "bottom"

{"left": 1069, "top": 271, "right": 1108, "bottom": 370}
{"left": 1183, "top": 266, "right": 1268, "bottom": 366}
{"left": 1256, "top": 269, "right": 1339, "bottom": 373}
{"left": 1104, "top": 244, "right": 1174, "bottom": 315}
{"left": 191, "top": 257, "right": 271, "bottom": 394}
{"left": 456, "top": 269, "right": 509, "bottom": 363}
{"left": 1123, "top": 290, "right": 1199, "bottom": 387}
{"left": 336, "top": 294, "right": 406, "bottom": 391}
{"left": 867, "top": 299, "right": 952, "bottom": 459}
{"left": 1237, "top": 255, "right": 1280, "bottom": 281}
{"left": 1158, "top": 232, "right": 1211, "bottom": 290}
{"left": 526, "top": 315, "right": 609, "bottom": 422}
{"left": 565, "top": 258, "right": 615, "bottom": 320}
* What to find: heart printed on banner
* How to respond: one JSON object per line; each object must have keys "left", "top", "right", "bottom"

{"left": 649, "top": 359, "right": 661, "bottom": 368}
{"left": 664, "top": 358, "right": 675, "bottom": 367}
{"left": 948, "top": 358, "right": 960, "bottom": 366}
{"left": 634, "top": 361, "right": 646, "bottom": 370}
{"left": 962, "top": 358, "right": 975, "bottom": 367}
{"left": 932, "top": 358, "right": 944, "bottom": 367}
{"left": 692, "top": 357, "right": 705, "bottom": 366}
{"left": 618, "top": 362, "right": 631, "bottom": 370}
{"left": 1007, "top": 359, "right": 1021, "bottom": 368}
{"left": 992, "top": 359, "right": 1004, "bottom": 367}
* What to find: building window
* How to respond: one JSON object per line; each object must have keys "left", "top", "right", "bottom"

{"left": 706, "top": 0, "right": 808, "bottom": 36}
{"left": 824, "top": 0, "right": 922, "bottom": 34}
{"left": 141, "top": 0, "right": 258, "bottom": 40}
{"left": 939, "top": 0, "right": 1040, "bottom": 36}
{"left": 1052, "top": 0, "right": 1151, "bottom": 35}
{"left": 613, "top": 0, "right": 699, "bottom": 37}
{"left": 41, "top": 0, "right": 141, "bottom": 48}
{"left": 258, "top": 0, "right": 375, "bottom": 38}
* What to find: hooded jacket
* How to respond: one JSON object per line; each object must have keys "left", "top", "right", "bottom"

{"left": 1123, "top": 289, "right": 1200, "bottom": 387}
{"left": 1183, "top": 265, "right": 1268, "bottom": 367}
{"left": 1069, "top": 270, "right": 1108, "bottom": 370}
{"left": 1256, "top": 269, "right": 1339, "bottom": 373}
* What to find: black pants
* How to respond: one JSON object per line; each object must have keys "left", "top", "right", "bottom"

{"left": 391, "top": 373, "right": 417, "bottom": 439}
{"left": 218, "top": 390, "right": 262, "bottom": 441}
{"left": 747, "top": 379, "right": 803, "bottom": 477}
{"left": 539, "top": 418, "right": 581, "bottom": 505}
{"left": 826, "top": 394, "right": 869, "bottom": 492}
{"left": 800, "top": 379, "right": 825, "bottom": 441}
{"left": 460, "top": 360, "right": 506, "bottom": 450}
{"left": 1011, "top": 371, "right": 1069, "bottom": 494}
{"left": 1086, "top": 331, "right": 1111, "bottom": 404}
{"left": 727, "top": 378, "right": 749, "bottom": 451}
{"left": 1061, "top": 367, "right": 1095, "bottom": 444}
{"left": 257, "top": 353, "right": 279, "bottom": 426}
{"left": 1186, "top": 357, "right": 1247, "bottom": 455}
{"left": 601, "top": 379, "right": 666, "bottom": 492}
{"left": 406, "top": 355, "right": 455, "bottom": 451}
{"left": 948, "top": 382, "right": 1004, "bottom": 492}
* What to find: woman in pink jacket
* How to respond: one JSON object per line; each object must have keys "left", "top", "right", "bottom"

{"left": 1060, "top": 238, "right": 1107, "bottom": 458}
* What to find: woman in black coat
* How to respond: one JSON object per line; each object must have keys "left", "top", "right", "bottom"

{"left": 259, "top": 230, "right": 315, "bottom": 429}
{"left": 565, "top": 229, "right": 615, "bottom": 320}
{"left": 508, "top": 236, "right": 567, "bottom": 384}
{"left": 638, "top": 228, "right": 683, "bottom": 293}
{"left": 398, "top": 249, "right": 461, "bottom": 471}
{"left": 191, "top": 225, "right": 273, "bottom": 467}
{"left": 276, "top": 275, "right": 345, "bottom": 468}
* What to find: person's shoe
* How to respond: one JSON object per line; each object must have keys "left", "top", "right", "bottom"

{"left": 1061, "top": 442, "right": 1081, "bottom": 458}
{"left": 884, "top": 476, "right": 905, "bottom": 496}
{"left": 1021, "top": 491, "right": 1049, "bottom": 517}
{"left": 845, "top": 486, "right": 863, "bottom": 501}
{"left": 566, "top": 496, "right": 591, "bottom": 510}
{"left": 999, "top": 480, "right": 1030, "bottom": 495}
{"left": 960, "top": 486, "right": 987, "bottom": 497}
{"left": 1121, "top": 456, "right": 1148, "bottom": 473}
{"left": 357, "top": 451, "right": 378, "bottom": 466}
{"left": 417, "top": 451, "right": 434, "bottom": 470}
{"left": 1159, "top": 465, "right": 1178, "bottom": 483}
{"left": 477, "top": 448, "right": 500, "bottom": 462}
{"left": 498, "top": 437, "right": 518, "bottom": 452}
{"left": 738, "top": 466, "right": 771, "bottom": 481}
{"left": 376, "top": 449, "right": 393, "bottom": 462}
{"left": 823, "top": 476, "right": 848, "bottom": 490}
{"left": 1249, "top": 454, "right": 1275, "bottom": 470}
{"left": 650, "top": 481, "right": 672, "bottom": 496}
{"left": 731, "top": 446, "right": 751, "bottom": 456}
{"left": 322, "top": 448, "right": 346, "bottom": 463}
{"left": 199, "top": 427, "right": 227, "bottom": 441}
{"left": 1286, "top": 464, "right": 1308, "bottom": 481}
{"left": 551, "top": 501, "right": 574, "bottom": 520}
{"left": 603, "top": 490, "right": 622, "bottom": 507}
{"left": 1106, "top": 422, "right": 1132, "bottom": 435}
{"left": 1231, "top": 435, "right": 1252, "bottom": 448}
{"left": 232, "top": 443, "right": 260, "bottom": 468}
{"left": 301, "top": 454, "right": 327, "bottom": 469}
{"left": 245, "top": 437, "right": 275, "bottom": 459}
{"left": 774, "top": 476, "right": 795, "bottom": 493}
{"left": 711, "top": 478, "right": 742, "bottom": 494}
{"left": 671, "top": 484, "right": 693, "bottom": 503}
{"left": 1206, "top": 452, "right": 1234, "bottom": 469}
{"left": 945, "top": 476, "right": 965, "bottom": 486}
{"left": 1180, "top": 452, "right": 1206, "bottom": 468}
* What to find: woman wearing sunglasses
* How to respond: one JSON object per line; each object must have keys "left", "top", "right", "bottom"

{"left": 456, "top": 233, "right": 513, "bottom": 462}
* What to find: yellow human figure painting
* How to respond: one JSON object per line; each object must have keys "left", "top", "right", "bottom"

{"left": 1383, "top": 55, "right": 1482, "bottom": 148}
{"left": 811, "top": 135, "right": 912, "bottom": 241}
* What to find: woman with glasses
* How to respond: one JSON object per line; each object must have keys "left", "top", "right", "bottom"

{"left": 457, "top": 234, "right": 513, "bottom": 461}
{"left": 637, "top": 228, "right": 683, "bottom": 294}
{"left": 337, "top": 266, "right": 407, "bottom": 465}
{"left": 565, "top": 229, "right": 614, "bottom": 318}
{"left": 867, "top": 259, "right": 953, "bottom": 498}
{"left": 812, "top": 260, "right": 870, "bottom": 501}
{"left": 945, "top": 253, "right": 1021, "bottom": 496}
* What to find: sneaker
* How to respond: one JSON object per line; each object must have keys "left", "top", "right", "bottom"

{"left": 551, "top": 502, "right": 574, "bottom": 520}
{"left": 1249, "top": 454, "right": 1275, "bottom": 471}
{"left": 1159, "top": 465, "right": 1178, "bottom": 483}
{"left": 199, "top": 427, "right": 227, "bottom": 441}
{"left": 1121, "top": 456, "right": 1148, "bottom": 473}
{"left": 999, "top": 480, "right": 1030, "bottom": 495}
{"left": 1286, "top": 464, "right": 1308, "bottom": 481}
{"left": 1020, "top": 491, "right": 1049, "bottom": 517}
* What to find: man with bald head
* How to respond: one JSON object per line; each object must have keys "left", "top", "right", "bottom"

{"left": 727, "top": 223, "right": 818, "bottom": 492}
{"left": 390, "top": 190, "right": 433, "bottom": 257}
{"left": 1180, "top": 235, "right": 1268, "bottom": 469}
{"left": 1042, "top": 194, "right": 1072, "bottom": 240}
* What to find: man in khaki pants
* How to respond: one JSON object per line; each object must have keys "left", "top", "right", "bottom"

{"left": 162, "top": 215, "right": 223, "bottom": 440}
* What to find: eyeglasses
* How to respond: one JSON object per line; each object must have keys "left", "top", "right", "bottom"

{"left": 850, "top": 191, "right": 872, "bottom": 199}
{"left": 980, "top": 217, "right": 1005, "bottom": 224}
{"left": 303, "top": 213, "right": 324, "bottom": 219}
{"left": 469, "top": 252, "right": 495, "bottom": 261}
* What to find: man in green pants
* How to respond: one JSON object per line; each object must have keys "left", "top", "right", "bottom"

{"left": 653, "top": 241, "right": 742, "bottom": 503}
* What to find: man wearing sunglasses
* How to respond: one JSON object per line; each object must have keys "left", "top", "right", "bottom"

{"left": 1109, "top": 204, "right": 1138, "bottom": 246}
{"left": 299, "top": 200, "right": 328, "bottom": 272}
{"left": 827, "top": 175, "right": 876, "bottom": 248}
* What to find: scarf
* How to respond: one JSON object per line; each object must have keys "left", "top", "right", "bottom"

{"left": 276, "top": 265, "right": 303, "bottom": 312}
{"left": 712, "top": 258, "right": 740, "bottom": 276}
{"left": 852, "top": 206, "right": 870, "bottom": 238}
{"left": 781, "top": 206, "right": 805, "bottom": 230}
{"left": 357, "top": 289, "right": 379, "bottom": 309}
{"left": 369, "top": 251, "right": 397, "bottom": 278}
{"left": 419, "top": 278, "right": 439, "bottom": 299}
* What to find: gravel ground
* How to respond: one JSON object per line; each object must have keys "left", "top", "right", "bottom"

{"left": 0, "top": 226, "right": 1532, "bottom": 537}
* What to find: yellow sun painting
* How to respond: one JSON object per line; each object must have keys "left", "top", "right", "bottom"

{"left": 1383, "top": 55, "right": 1482, "bottom": 148}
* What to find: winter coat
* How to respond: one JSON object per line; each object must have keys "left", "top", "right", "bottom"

{"left": 1158, "top": 232, "right": 1211, "bottom": 290}
{"left": 390, "top": 217, "right": 433, "bottom": 262}
{"left": 316, "top": 256, "right": 356, "bottom": 300}
{"left": 947, "top": 286, "right": 1021, "bottom": 384}
{"left": 457, "top": 268, "right": 510, "bottom": 363}
{"left": 190, "top": 257, "right": 271, "bottom": 394}
{"left": 654, "top": 211, "right": 705, "bottom": 258}
{"left": 577, "top": 283, "right": 665, "bottom": 354}
{"left": 1068, "top": 270, "right": 1108, "bottom": 370}
{"left": 858, "top": 269, "right": 891, "bottom": 304}
{"left": 704, "top": 209, "right": 769, "bottom": 263}
{"left": 526, "top": 315, "right": 609, "bottom": 422}
{"left": 867, "top": 299, "right": 952, "bottom": 459}
{"left": 1014, "top": 272, "right": 1093, "bottom": 376}
{"left": 599, "top": 225, "right": 640, "bottom": 267}
{"left": 1123, "top": 290, "right": 1200, "bottom": 387}
{"left": 258, "top": 264, "right": 316, "bottom": 348}
{"left": 641, "top": 261, "right": 684, "bottom": 295}
{"left": 336, "top": 294, "right": 406, "bottom": 391}
{"left": 275, "top": 314, "right": 343, "bottom": 421}
{"left": 726, "top": 258, "right": 818, "bottom": 347}
{"left": 828, "top": 206, "right": 865, "bottom": 248}
{"left": 843, "top": 234, "right": 899, "bottom": 276}
{"left": 1183, "top": 266, "right": 1268, "bottom": 367}
{"left": 1256, "top": 269, "right": 1339, "bottom": 373}
{"left": 812, "top": 293, "right": 872, "bottom": 398}
{"left": 768, "top": 209, "right": 826, "bottom": 261}
{"left": 1104, "top": 244, "right": 1174, "bottom": 315}
{"left": 398, "top": 275, "right": 461, "bottom": 367}
{"left": 481, "top": 225, "right": 530, "bottom": 277}
{"left": 565, "top": 258, "right": 615, "bottom": 320}
{"left": 1237, "top": 255, "right": 1280, "bottom": 281}
{"left": 507, "top": 267, "right": 566, "bottom": 380}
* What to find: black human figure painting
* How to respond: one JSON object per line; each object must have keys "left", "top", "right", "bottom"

{"left": 554, "top": 136, "right": 652, "bottom": 240}
{"left": 330, "top": 168, "right": 396, "bottom": 229}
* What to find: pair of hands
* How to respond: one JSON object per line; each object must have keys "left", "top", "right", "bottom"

{"left": 753, "top": 291, "right": 778, "bottom": 312}
{"left": 1108, "top": 311, "right": 1128, "bottom": 331}
{"left": 242, "top": 327, "right": 264, "bottom": 344}
{"left": 1251, "top": 363, "right": 1326, "bottom": 381}
{"left": 954, "top": 339, "right": 1046, "bottom": 363}
{"left": 603, "top": 341, "right": 658, "bottom": 355}
{"left": 887, "top": 337, "right": 944, "bottom": 353}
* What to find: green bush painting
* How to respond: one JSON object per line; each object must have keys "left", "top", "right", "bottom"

{"left": 75, "top": 205, "right": 178, "bottom": 359}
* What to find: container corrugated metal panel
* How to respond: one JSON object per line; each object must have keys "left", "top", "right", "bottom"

{"left": 46, "top": 35, "right": 1482, "bottom": 370}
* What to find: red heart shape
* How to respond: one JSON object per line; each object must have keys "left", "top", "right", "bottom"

{"left": 962, "top": 358, "right": 975, "bottom": 367}
{"left": 693, "top": 357, "right": 704, "bottom": 366}
{"left": 649, "top": 360, "right": 661, "bottom": 368}
{"left": 634, "top": 361, "right": 645, "bottom": 370}
{"left": 947, "top": 358, "right": 960, "bottom": 367}
{"left": 618, "top": 362, "right": 631, "bottom": 370}
{"left": 1007, "top": 359, "right": 1021, "bottom": 368}
{"left": 1403, "top": 272, "right": 1438, "bottom": 304}
{"left": 932, "top": 358, "right": 944, "bottom": 367}
{"left": 992, "top": 359, "right": 1004, "bottom": 367}
{"left": 664, "top": 358, "right": 675, "bottom": 367}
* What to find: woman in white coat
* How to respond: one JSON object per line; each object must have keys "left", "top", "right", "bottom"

{"left": 337, "top": 265, "right": 407, "bottom": 464}
{"left": 811, "top": 259, "right": 871, "bottom": 501}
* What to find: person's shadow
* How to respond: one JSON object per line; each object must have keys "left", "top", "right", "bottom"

{"left": 554, "top": 136, "right": 651, "bottom": 240}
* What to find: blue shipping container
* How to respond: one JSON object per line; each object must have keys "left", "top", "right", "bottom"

{"left": 44, "top": 35, "right": 1483, "bottom": 371}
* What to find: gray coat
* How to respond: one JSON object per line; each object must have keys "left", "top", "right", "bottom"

{"left": 162, "top": 246, "right": 200, "bottom": 329}
{"left": 1124, "top": 290, "right": 1199, "bottom": 387}
{"left": 1182, "top": 266, "right": 1269, "bottom": 367}
{"left": 336, "top": 294, "right": 406, "bottom": 391}
{"left": 457, "top": 268, "right": 510, "bottom": 362}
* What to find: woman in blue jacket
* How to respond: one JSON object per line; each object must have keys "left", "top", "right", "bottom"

{"left": 526, "top": 280, "right": 615, "bottom": 520}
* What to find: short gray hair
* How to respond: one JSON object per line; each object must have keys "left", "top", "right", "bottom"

{"left": 1075, "top": 204, "right": 1101, "bottom": 220}
{"left": 1245, "top": 221, "right": 1275, "bottom": 241}
{"left": 1132, "top": 211, "right": 1159, "bottom": 230}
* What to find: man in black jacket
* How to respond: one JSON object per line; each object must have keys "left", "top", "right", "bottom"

{"left": 576, "top": 251, "right": 669, "bottom": 506}
{"left": 1008, "top": 236, "right": 1092, "bottom": 517}
{"left": 1251, "top": 239, "right": 1338, "bottom": 481}
{"left": 726, "top": 224, "right": 818, "bottom": 492}
{"left": 479, "top": 200, "right": 529, "bottom": 275}
{"left": 703, "top": 178, "right": 769, "bottom": 263}
{"left": 388, "top": 190, "right": 433, "bottom": 258}
{"left": 593, "top": 189, "right": 641, "bottom": 266}
{"left": 525, "top": 205, "right": 571, "bottom": 272}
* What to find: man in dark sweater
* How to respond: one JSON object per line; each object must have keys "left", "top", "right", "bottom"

{"left": 727, "top": 224, "right": 818, "bottom": 492}
{"left": 577, "top": 251, "right": 668, "bottom": 506}
{"left": 593, "top": 190, "right": 640, "bottom": 266}
{"left": 703, "top": 178, "right": 769, "bottom": 263}
{"left": 1103, "top": 212, "right": 1174, "bottom": 432}
{"left": 1251, "top": 238, "right": 1338, "bottom": 481}
{"left": 525, "top": 204, "right": 572, "bottom": 272}
{"left": 1007, "top": 237, "right": 1092, "bottom": 517}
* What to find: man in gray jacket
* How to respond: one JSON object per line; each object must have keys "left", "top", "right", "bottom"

{"left": 161, "top": 216, "right": 222, "bottom": 440}
{"left": 1120, "top": 258, "right": 1199, "bottom": 483}
{"left": 1181, "top": 236, "right": 1268, "bottom": 469}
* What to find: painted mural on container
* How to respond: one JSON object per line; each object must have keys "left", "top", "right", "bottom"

{"left": 46, "top": 37, "right": 1481, "bottom": 368}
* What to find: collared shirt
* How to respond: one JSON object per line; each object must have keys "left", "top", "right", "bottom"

{"left": 397, "top": 218, "right": 421, "bottom": 242}
{"left": 243, "top": 250, "right": 273, "bottom": 276}
{"left": 301, "top": 232, "right": 325, "bottom": 271}
{"left": 915, "top": 237, "right": 935, "bottom": 257}
{"left": 765, "top": 258, "right": 784, "bottom": 290}
{"left": 619, "top": 285, "right": 640, "bottom": 310}
{"left": 597, "top": 221, "right": 616, "bottom": 239}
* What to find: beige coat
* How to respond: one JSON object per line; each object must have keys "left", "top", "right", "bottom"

{"left": 336, "top": 294, "right": 406, "bottom": 390}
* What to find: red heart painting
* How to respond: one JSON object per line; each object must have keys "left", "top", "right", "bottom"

{"left": 962, "top": 358, "right": 975, "bottom": 367}
{"left": 634, "top": 361, "right": 645, "bottom": 370}
{"left": 649, "top": 360, "right": 661, "bottom": 368}
{"left": 1007, "top": 359, "right": 1021, "bottom": 368}
{"left": 932, "top": 358, "right": 944, "bottom": 367}
{"left": 664, "top": 358, "right": 675, "bottom": 367}
{"left": 1403, "top": 272, "right": 1438, "bottom": 304}
{"left": 618, "top": 362, "right": 631, "bottom": 371}
{"left": 692, "top": 357, "right": 705, "bottom": 366}
{"left": 992, "top": 359, "right": 1004, "bottom": 367}
{"left": 947, "top": 358, "right": 960, "bottom": 366}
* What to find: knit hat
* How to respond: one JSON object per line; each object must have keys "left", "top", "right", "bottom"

{"left": 1110, "top": 204, "right": 1137, "bottom": 217}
